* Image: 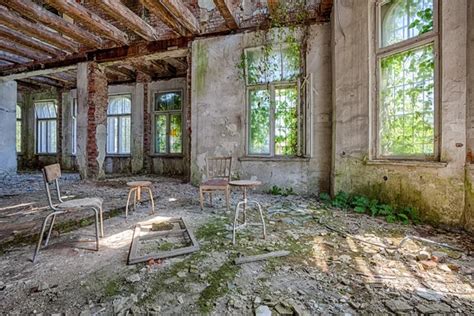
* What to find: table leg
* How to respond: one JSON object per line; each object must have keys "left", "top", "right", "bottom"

{"left": 243, "top": 187, "right": 247, "bottom": 224}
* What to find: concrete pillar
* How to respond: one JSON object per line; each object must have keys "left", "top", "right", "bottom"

{"left": 136, "top": 72, "right": 150, "bottom": 173}
{"left": 76, "top": 62, "right": 108, "bottom": 179}
{"left": 0, "top": 80, "right": 18, "bottom": 174}
{"left": 132, "top": 80, "right": 145, "bottom": 173}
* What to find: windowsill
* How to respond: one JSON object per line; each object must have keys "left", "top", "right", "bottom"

{"left": 35, "top": 153, "right": 57, "bottom": 156}
{"left": 366, "top": 159, "right": 447, "bottom": 168}
{"left": 239, "top": 156, "right": 311, "bottom": 162}
{"left": 106, "top": 154, "right": 131, "bottom": 158}
{"left": 150, "top": 154, "right": 184, "bottom": 159}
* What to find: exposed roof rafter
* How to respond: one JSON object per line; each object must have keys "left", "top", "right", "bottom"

{"left": 213, "top": 0, "right": 239, "bottom": 30}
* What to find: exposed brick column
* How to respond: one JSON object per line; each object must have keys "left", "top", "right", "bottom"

{"left": 76, "top": 62, "right": 108, "bottom": 179}
{"left": 137, "top": 72, "right": 152, "bottom": 173}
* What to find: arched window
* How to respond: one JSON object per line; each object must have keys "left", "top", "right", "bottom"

{"left": 107, "top": 95, "right": 131, "bottom": 154}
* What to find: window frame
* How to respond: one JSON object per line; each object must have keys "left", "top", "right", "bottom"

{"left": 152, "top": 89, "right": 184, "bottom": 156}
{"left": 72, "top": 98, "right": 77, "bottom": 156}
{"left": 35, "top": 100, "right": 58, "bottom": 155}
{"left": 374, "top": 0, "right": 440, "bottom": 160}
{"left": 106, "top": 93, "right": 132, "bottom": 156}
{"left": 243, "top": 45, "right": 303, "bottom": 158}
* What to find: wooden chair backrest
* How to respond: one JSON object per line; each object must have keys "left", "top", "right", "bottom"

{"left": 206, "top": 157, "right": 232, "bottom": 181}
{"left": 43, "top": 163, "right": 61, "bottom": 183}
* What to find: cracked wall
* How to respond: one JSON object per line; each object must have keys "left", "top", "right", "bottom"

{"left": 332, "top": 0, "right": 472, "bottom": 231}
{"left": 190, "top": 24, "right": 332, "bottom": 194}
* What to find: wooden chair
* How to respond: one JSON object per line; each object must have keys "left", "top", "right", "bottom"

{"left": 199, "top": 157, "right": 232, "bottom": 211}
{"left": 32, "top": 163, "right": 104, "bottom": 263}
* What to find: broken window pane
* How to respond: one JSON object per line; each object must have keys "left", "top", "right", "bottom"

{"left": 275, "top": 86, "right": 298, "bottom": 156}
{"left": 154, "top": 91, "right": 183, "bottom": 155}
{"left": 249, "top": 89, "right": 271, "bottom": 155}
{"left": 381, "top": 0, "right": 433, "bottom": 48}
{"left": 246, "top": 47, "right": 267, "bottom": 84}
{"left": 379, "top": 44, "right": 434, "bottom": 156}
{"left": 155, "top": 91, "right": 182, "bottom": 111}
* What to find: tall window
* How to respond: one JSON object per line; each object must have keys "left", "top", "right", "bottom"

{"left": 107, "top": 95, "right": 131, "bottom": 154}
{"left": 35, "top": 101, "right": 57, "bottom": 154}
{"left": 72, "top": 98, "right": 77, "bottom": 155}
{"left": 377, "top": 0, "right": 437, "bottom": 158}
{"left": 16, "top": 104, "right": 21, "bottom": 153}
{"left": 154, "top": 91, "right": 183, "bottom": 155}
{"left": 244, "top": 45, "right": 301, "bottom": 156}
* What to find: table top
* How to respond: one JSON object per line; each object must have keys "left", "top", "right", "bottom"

{"left": 127, "top": 181, "right": 152, "bottom": 187}
{"left": 229, "top": 180, "right": 262, "bottom": 187}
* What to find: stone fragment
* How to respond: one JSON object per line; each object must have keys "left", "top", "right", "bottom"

{"left": 431, "top": 251, "right": 448, "bottom": 263}
{"left": 417, "top": 250, "right": 431, "bottom": 261}
{"left": 416, "top": 288, "right": 444, "bottom": 301}
{"left": 384, "top": 299, "right": 413, "bottom": 313}
{"left": 420, "top": 260, "right": 437, "bottom": 270}
{"left": 416, "top": 302, "right": 451, "bottom": 314}
{"left": 438, "top": 264, "right": 451, "bottom": 273}
{"left": 126, "top": 274, "right": 140, "bottom": 283}
{"left": 255, "top": 305, "right": 272, "bottom": 316}
{"left": 274, "top": 303, "right": 293, "bottom": 315}
{"left": 177, "top": 271, "right": 187, "bottom": 278}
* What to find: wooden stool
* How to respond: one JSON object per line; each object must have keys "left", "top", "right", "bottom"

{"left": 125, "top": 181, "right": 155, "bottom": 218}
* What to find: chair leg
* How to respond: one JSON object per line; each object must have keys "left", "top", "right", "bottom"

{"left": 133, "top": 188, "right": 138, "bottom": 211}
{"left": 92, "top": 208, "right": 100, "bottom": 251}
{"left": 199, "top": 187, "right": 204, "bottom": 210}
{"left": 232, "top": 201, "right": 244, "bottom": 245}
{"left": 44, "top": 214, "right": 57, "bottom": 246}
{"left": 125, "top": 188, "right": 135, "bottom": 218}
{"left": 225, "top": 188, "right": 230, "bottom": 211}
{"left": 33, "top": 213, "right": 55, "bottom": 263}
{"left": 99, "top": 206, "right": 104, "bottom": 238}
{"left": 146, "top": 187, "right": 155, "bottom": 214}
{"left": 209, "top": 192, "right": 213, "bottom": 206}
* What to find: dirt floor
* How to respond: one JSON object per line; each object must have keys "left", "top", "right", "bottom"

{"left": 0, "top": 173, "right": 473, "bottom": 315}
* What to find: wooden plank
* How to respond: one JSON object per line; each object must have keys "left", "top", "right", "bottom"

{"left": 0, "top": 26, "right": 66, "bottom": 57}
{"left": 234, "top": 251, "right": 290, "bottom": 265}
{"left": 158, "top": 0, "right": 201, "bottom": 34}
{"left": 163, "top": 58, "right": 187, "bottom": 71}
{"left": 139, "top": 229, "right": 187, "bottom": 240}
{"left": 140, "top": 0, "right": 188, "bottom": 36}
{"left": 0, "top": 38, "right": 51, "bottom": 61}
{"left": 44, "top": 0, "right": 129, "bottom": 45}
{"left": 91, "top": 0, "right": 160, "bottom": 41}
{"left": 0, "top": 38, "right": 189, "bottom": 80}
{"left": 0, "top": 51, "right": 31, "bottom": 64}
{"left": 0, "top": 5, "right": 79, "bottom": 53}
{"left": 0, "top": 0, "right": 104, "bottom": 49}
{"left": 213, "top": 0, "right": 238, "bottom": 30}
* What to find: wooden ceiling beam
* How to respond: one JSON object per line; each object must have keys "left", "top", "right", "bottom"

{"left": 45, "top": 72, "right": 75, "bottom": 85}
{"left": 0, "top": 37, "right": 190, "bottom": 80}
{"left": 91, "top": 0, "right": 160, "bottom": 41}
{"left": 213, "top": 0, "right": 238, "bottom": 30}
{"left": 0, "top": 51, "right": 31, "bottom": 64}
{"left": 0, "top": 39, "right": 51, "bottom": 61}
{"left": 110, "top": 65, "right": 136, "bottom": 80}
{"left": 20, "top": 77, "right": 62, "bottom": 88}
{"left": 162, "top": 58, "right": 187, "bottom": 71}
{"left": 0, "top": 25, "right": 65, "bottom": 57}
{"left": 30, "top": 76, "right": 65, "bottom": 88}
{"left": 17, "top": 79, "right": 42, "bottom": 90}
{"left": 0, "top": 5, "right": 79, "bottom": 53}
{"left": 139, "top": 0, "right": 188, "bottom": 36}
{"left": 153, "top": 60, "right": 177, "bottom": 76}
{"left": 44, "top": 0, "right": 129, "bottom": 45}
{"left": 0, "top": 0, "right": 104, "bottom": 49}
{"left": 157, "top": 0, "right": 201, "bottom": 34}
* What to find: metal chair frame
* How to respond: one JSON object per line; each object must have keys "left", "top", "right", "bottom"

{"left": 199, "top": 157, "right": 232, "bottom": 210}
{"left": 32, "top": 164, "right": 104, "bottom": 263}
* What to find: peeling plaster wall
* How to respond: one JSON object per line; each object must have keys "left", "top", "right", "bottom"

{"left": 191, "top": 24, "right": 332, "bottom": 194}
{"left": 332, "top": 0, "right": 470, "bottom": 228}
{"left": 0, "top": 81, "right": 17, "bottom": 174}
{"left": 148, "top": 78, "right": 189, "bottom": 177}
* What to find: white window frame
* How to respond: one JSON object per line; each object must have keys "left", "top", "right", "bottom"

{"left": 72, "top": 98, "right": 77, "bottom": 155}
{"left": 375, "top": 0, "right": 440, "bottom": 160}
{"left": 35, "top": 100, "right": 58, "bottom": 155}
{"left": 153, "top": 89, "right": 184, "bottom": 156}
{"left": 106, "top": 94, "right": 132, "bottom": 155}
{"left": 243, "top": 45, "right": 303, "bottom": 157}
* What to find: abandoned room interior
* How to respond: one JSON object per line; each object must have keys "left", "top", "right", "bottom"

{"left": 0, "top": 0, "right": 473, "bottom": 314}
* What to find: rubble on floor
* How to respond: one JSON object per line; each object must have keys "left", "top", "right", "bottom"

{"left": 0, "top": 174, "right": 473, "bottom": 315}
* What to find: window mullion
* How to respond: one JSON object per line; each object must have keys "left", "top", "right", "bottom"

{"left": 270, "top": 85, "right": 276, "bottom": 156}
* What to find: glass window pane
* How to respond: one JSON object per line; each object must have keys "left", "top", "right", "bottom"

{"left": 379, "top": 44, "right": 435, "bottom": 156}
{"left": 246, "top": 47, "right": 267, "bottom": 84}
{"left": 249, "top": 89, "right": 271, "bottom": 154}
{"left": 119, "top": 116, "right": 131, "bottom": 154}
{"left": 48, "top": 120, "right": 57, "bottom": 153}
{"left": 381, "top": 0, "right": 433, "bottom": 47}
{"left": 16, "top": 120, "right": 21, "bottom": 152}
{"left": 281, "top": 46, "right": 301, "bottom": 81}
{"left": 38, "top": 121, "right": 47, "bottom": 153}
{"left": 170, "top": 114, "right": 182, "bottom": 154}
{"left": 275, "top": 87, "right": 298, "bottom": 156}
{"left": 107, "top": 117, "right": 118, "bottom": 154}
{"left": 155, "top": 91, "right": 182, "bottom": 111}
{"left": 155, "top": 115, "right": 167, "bottom": 154}
{"left": 35, "top": 101, "right": 57, "bottom": 119}
{"left": 108, "top": 95, "right": 131, "bottom": 114}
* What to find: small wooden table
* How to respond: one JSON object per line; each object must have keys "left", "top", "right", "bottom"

{"left": 229, "top": 180, "right": 266, "bottom": 245}
{"left": 125, "top": 181, "right": 155, "bottom": 218}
